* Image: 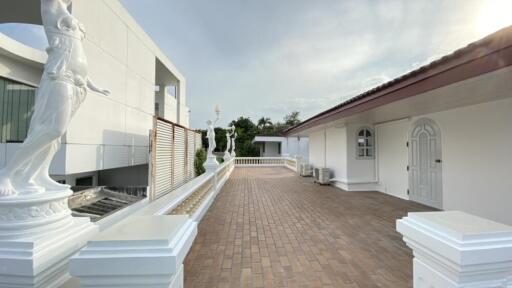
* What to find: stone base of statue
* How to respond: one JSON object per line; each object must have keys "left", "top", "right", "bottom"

{"left": 203, "top": 156, "right": 220, "bottom": 173}
{"left": 223, "top": 152, "right": 231, "bottom": 162}
{"left": 0, "top": 189, "right": 98, "bottom": 288}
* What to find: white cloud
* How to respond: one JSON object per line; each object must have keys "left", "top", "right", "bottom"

{"left": 123, "top": 1, "right": 490, "bottom": 127}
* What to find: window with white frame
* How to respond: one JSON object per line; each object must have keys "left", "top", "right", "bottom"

{"left": 356, "top": 127, "right": 374, "bottom": 159}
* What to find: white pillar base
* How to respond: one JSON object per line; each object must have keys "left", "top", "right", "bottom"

{"left": 70, "top": 215, "right": 197, "bottom": 288}
{"left": 0, "top": 217, "right": 98, "bottom": 288}
{"left": 203, "top": 156, "right": 219, "bottom": 173}
{"left": 223, "top": 152, "right": 231, "bottom": 163}
{"left": 397, "top": 211, "right": 512, "bottom": 288}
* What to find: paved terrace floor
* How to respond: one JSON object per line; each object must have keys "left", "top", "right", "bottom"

{"left": 184, "top": 167, "right": 434, "bottom": 288}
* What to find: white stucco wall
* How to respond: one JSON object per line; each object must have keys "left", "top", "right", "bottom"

{"left": 372, "top": 97, "right": 512, "bottom": 225}
{"left": 284, "top": 137, "right": 309, "bottom": 159}
{"left": 263, "top": 142, "right": 280, "bottom": 157}
{"left": 416, "top": 97, "right": 512, "bottom": 225}
{"left": 59, "top": 0, "right": 155, "bottom": 175}
{"left": 308, "top": 130, "right": 325, "bottom": 168}
{"left": 253, "top": 136, "right": 309, "bottom": 159}
{"left": 325, "top": 127, "right": 347, "bottom": 180}
{"left": 307, "top": 125, "right": 375, "bottom": 190}
{"left": 305, "top": 97, "right": 512, "bottom": 225}
{"left": 0, "top": 1, "right": 188, "bottom": 179}
{"left": 345, "top": 124, "right": 376, "bottom": 184}
{"left": 375, "top": 119, "right": 409, "bottom": 200}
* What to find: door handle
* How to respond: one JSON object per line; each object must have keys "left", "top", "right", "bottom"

{"left": 435, "top": 159, "right": 442, "bottom": 163}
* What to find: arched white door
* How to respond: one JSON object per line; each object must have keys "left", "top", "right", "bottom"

{"left": 409, "top": 118, "right": 443, "bottom": 209}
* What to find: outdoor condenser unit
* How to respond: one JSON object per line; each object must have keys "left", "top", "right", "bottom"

{"left": 317, "top": 168, "right": 331, "bottom": 185}
{"left": 313, "top": 168, "right": 319, "bottom": 180}
{"left": 300, "top": 164, "right": 312, "bottom": 177}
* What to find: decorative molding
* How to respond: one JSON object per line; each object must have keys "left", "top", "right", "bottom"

{"left": 397, "top": 211, "right": 512, "bottom": 288}
{"left": 70, "top": 216, "right": 196, "bottom": 288}
{"left": 0, "top": 217, "right": 98, "bottom": 288}
{"left": 0, "top": 198, "right": 67, "bottom": 221}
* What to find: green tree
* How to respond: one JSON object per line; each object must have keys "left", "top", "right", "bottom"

{"left": 230, "top": 117, "right": 260, "bottom": 157}
{"left": 283, "top": 111, "right": 301, "bottom": 126}
{"left": 257, "top": 117, "right": 272, "bottom": 129}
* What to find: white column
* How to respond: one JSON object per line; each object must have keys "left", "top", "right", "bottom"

{"left": 295, "top": 156, "right": 303, "bottom": 173}
{"left": 397, "top": 211, "right": 512, "bottom": 288}
{"left": 70, "top": 215, "right": 197, "bottom": 288}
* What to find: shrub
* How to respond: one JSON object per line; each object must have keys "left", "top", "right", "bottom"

{"left": 194, "top": 148, "right": 206, "bottom": 176}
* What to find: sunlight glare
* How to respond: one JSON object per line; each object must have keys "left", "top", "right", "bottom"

{"left": 477, "top": 0, "right": 512, "bottom": 36}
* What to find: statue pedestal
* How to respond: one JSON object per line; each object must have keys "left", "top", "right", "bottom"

{"left": 0, "top": 190, "right": 98, "bottom": 288}
{"left": 203, "top": 155, "right": 219, "bottom": 173}
{"left": 223, "top": 152, "right": 231, "bottom": 163}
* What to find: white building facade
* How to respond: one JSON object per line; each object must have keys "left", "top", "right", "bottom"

{"left": 253, "top": 135, "right": 309, "bottom": 159}
{"left": 0, "top": 0, "right": 189, "bottom": 187}
{"left": 285, "top": 26, "right": 512, "bottom": 226}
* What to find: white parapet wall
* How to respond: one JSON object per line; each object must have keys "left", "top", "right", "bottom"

{"left": 397, "top": 211, "right": 512, "bottom": 288}
{"left": 69, "top": 159, "right": 235, "bottom": 287}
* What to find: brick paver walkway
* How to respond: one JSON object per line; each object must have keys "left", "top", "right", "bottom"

{"left": 184, "top": 167, "right": 433, "bottom": 288}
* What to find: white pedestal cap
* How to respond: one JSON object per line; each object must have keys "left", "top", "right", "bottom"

{"left": 70, "top": 215, "right": 197, "bottom": 288}
{"left": 397, "top": 211, "right": 512, "bottom": 288}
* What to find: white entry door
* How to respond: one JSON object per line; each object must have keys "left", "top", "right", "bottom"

{"left": 408, "top": 118, "right": 443, "bottom": 209}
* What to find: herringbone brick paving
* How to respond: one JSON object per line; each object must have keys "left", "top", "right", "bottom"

{"left": 184, "top": 167, "right": 433, "bottom": 288}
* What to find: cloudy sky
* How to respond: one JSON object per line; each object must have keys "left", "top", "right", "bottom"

{"left": 1, "top": 0, "right": 510, "bottom": 128}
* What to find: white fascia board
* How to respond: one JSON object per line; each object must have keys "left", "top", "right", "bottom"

{"left": 253, "top": 136, "right": 286, "bottom": 143}
{"left": 0, "top": 33, "right": 46, "bottom": 68}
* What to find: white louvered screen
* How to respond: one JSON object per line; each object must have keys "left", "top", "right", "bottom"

{"left": 187, "top": 130, "right": 196, "bottom": 180}
{"left": 195, "top": 133, "right": 202, "bottom": 177}
{"left": 172, "top": 126, "right": 187, "bottom": 190}
{"left": 195, "top": 133, "right": 202, "bottom": 154}
{"left": 154, "top": 120, "right": 173, "bottom": 199}
{"left": 152, "top": 117, "right": 203, "bottom": 200}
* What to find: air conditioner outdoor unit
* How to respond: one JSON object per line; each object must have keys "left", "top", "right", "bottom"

{"left": 316, "top": 168, "right": 331, "bottom": 185}
{"left": 313, "top": 168, "right": 319, "bottom": 180}
{"left": 300, "top": 164, "right": 312, "bottom": 177}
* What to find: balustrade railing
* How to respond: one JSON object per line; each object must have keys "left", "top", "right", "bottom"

{"left": 234, "top": 157, "right": 299, "bottom": 172}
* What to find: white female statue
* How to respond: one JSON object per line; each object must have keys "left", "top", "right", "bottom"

{"left": 223, "top": 126, "right": 235, "bottom": 161}
{"left": 206, "top": 120, "right": 216, "bottom": 157}
{"left": 204, "top": 106, "right": 221, "bottom": 169}
{"left": 0, "top": 0, "right": 109, "bottom": 197}
{"left": 231, "top": 132, "right": 238, "bottom": 157}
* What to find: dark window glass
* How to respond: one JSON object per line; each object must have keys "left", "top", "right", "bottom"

{"left": 76, "top": 176, "right": 94, "bottom": 186}
{"left": 0, "top": 77, "right": 36, "bottom": 143}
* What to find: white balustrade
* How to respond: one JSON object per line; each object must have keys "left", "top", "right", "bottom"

{"left": 234, "top": 157, "right": 298, "bottom": 172}
{"left": 70, "top": 158, "right": 236, "bottom": 288}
